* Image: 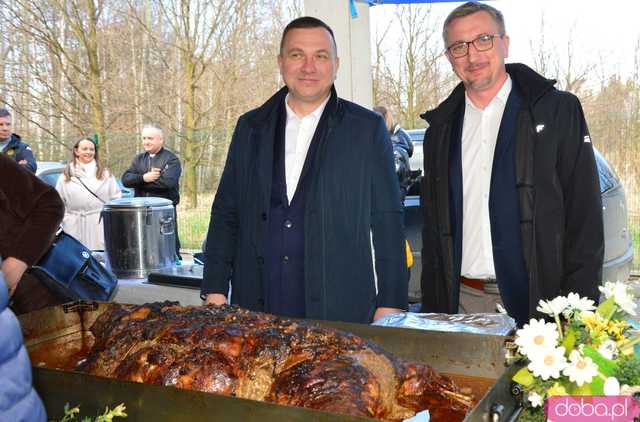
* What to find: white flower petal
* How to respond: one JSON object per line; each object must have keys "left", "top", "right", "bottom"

{"left": 604, "top": 377, "right": 620, "bottom": 396}
{"left": 528, "top": 391, "right": 543, "bottom": 408}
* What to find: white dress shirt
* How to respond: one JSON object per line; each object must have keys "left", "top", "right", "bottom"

{"left": 460, "top": 76, "right": 512, "bottom": 279}
{"left": 284, "top": 94, "right": 330, "bottom": 203}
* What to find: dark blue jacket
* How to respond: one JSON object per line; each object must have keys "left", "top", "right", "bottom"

{"left": 202, "top": 86, "right": 408, "bottom": 323}
{"left": 1, "top": 134, "right": 37, "bottom": 173}
{"left": 420, "top": 64, "right": 603, "bottom": 322}
{"left": 0, "top": 273, "right": 46, "bottom": 422}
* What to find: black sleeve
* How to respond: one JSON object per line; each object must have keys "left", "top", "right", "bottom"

{"left": 556, "top": 94, "right": 603, "bottom": 301}
{"left": 122, "top": 156, "right": 144, "bottom": 188}
{"left": 147, "top": 154, "right": 181, "bottom": 190}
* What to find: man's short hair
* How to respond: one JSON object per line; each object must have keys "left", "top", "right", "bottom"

{"left": 443, "top": 1, "right": 506, "bottom": 45}
{"left": 0, "top": 108, "right": 11, "bottom": 119}
{"left": 280, "top": 16, "right": 337, "bottom": 55}
{"left": 142, "top": 123, "right": 164, "bottom": 138}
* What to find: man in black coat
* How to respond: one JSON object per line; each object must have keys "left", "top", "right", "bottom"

{"left": 0, "top": 108, "right": 37, "bottom": 173}
{"left": 420, "top": 2, "right": 603, "bottom": 326}
{"left": 201, "top": 17, "right": 407, "bottom": 324}
{"left": 122, "top": 124, "right": 182, "bottom": 256}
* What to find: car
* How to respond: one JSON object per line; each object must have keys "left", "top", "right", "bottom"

{"left": 36, "top": 161, "right": 134, "bottom": 198}
{"left": 403, "top": 128, "right": 633, "bottom": 302}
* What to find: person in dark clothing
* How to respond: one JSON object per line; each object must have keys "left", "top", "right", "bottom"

{"left": 419, "top": 2, "right": 603, "bottom": 326}
{"left": 0, "top": 108, "right": 37, "bottom": 173}
{"left": 122, "top": 124, "right": 182, "bottom": 256}
{"left": 373, "top": 105, "right": 413, "bottom": 201}
{"left": 1, "top": 153, "right": 64, "bottom": 422}
{"left": 201, "top": 17, "right": 407, "bottom": 324}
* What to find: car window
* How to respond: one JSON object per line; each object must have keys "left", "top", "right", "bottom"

{"left": 39, "top": 171, "right": 62, "bottom": 187}
{"left": 594, "top": 151, "right": 618, "bottom": 194}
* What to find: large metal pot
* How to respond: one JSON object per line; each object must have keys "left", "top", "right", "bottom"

{"left": 102, "top": 197, "right": 176, "bottom": 278}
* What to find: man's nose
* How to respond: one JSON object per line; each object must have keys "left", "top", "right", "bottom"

{"left": 301, "top": 57, "right": 316, "bottom": 72}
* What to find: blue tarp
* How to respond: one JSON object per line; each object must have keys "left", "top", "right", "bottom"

{"left": 358, "top": 0, "right": 464, "bottom": 4}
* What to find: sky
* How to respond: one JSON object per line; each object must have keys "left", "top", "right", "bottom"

{"left": 369, "top": 0, "right": 640, "bottom": 82}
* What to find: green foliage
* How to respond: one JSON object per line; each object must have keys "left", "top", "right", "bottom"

{"left": 518, "top": 408, "right": 547, "bottom": 422}
{"left": 513, "top": 367, "right": 535, "bottom": 387}
{"left": 615, "top": 354, "right": 640, "bottom": 386}
{"left": 582, "top": 346, "right": 618, "bottom": 376}
{"left": 51, "top": 403, "right": 127, "bottom": 422}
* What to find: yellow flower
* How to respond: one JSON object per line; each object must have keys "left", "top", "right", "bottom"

{"left": 580, "top": 311, "right": 608, "bottom": 337}
{"left": 547, "top": 382, "right": 568, "bottom": 396}
{"left": 606, "top": 320, "right": 628, "bottom": 341}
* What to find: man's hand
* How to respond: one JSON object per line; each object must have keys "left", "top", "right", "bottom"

{"left": 2, "top": 257, "right": 28, "bottom": 297}
{"left": 373, "top": 307, "right": 403, "bottom": 322}
{"left": 18, "top": 159, "right": 27, "bottom": 166}
{"left": 143, "top": 168, "right": 161, "bottom": 183}
{"left": 204, "top": 293, "right": 227, "bottom": 306}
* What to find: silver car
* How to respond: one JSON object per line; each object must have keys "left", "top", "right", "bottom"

{"left": 404, "top": 128, "right": 633, "bottom": 302}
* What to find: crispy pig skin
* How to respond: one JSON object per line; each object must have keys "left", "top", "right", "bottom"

{"left": 77, "top": 303, "right": 472, "bottom": 421}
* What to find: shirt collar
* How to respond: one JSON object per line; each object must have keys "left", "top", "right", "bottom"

{"left": 284, "top": 93, "right": 330, "bottom": 122}
{"left": 465, "top": 74, "right": 512, "bottom": 111}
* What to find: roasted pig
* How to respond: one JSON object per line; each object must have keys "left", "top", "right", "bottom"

{"left": 77, "top": 302, "right": 472, "bottom": 421}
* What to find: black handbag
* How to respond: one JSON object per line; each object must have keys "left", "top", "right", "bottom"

{"left": 29, "top": 230, "right": 117, "bottom": 301}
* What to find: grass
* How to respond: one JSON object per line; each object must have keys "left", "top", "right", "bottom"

{"left": 177, "top": 192, "right": 215, "bottom": 251}
{"left": 632, "top": 223, "right": 640, "bottom": 273}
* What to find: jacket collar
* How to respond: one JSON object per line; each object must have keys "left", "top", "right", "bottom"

{"left": 421, "top": 63, "right": 556, "bottom": 126}
{"left": 5, "top": 133, "right": 22, "bottom": 148}
{"left": 248, "top": 85, "right": 341, "bottom": 128}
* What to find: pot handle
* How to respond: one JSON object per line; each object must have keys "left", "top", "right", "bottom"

{"left": 160, "top": 216, "right": 174, "bottom": 235}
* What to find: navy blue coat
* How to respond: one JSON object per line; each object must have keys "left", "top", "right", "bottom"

{"left": 0, "top": 273, "right": 46, "bottom": 422}
{"left": 1, "top": 134, "right": 37, "bottom": 173}
{"left": 202, "top": 86, "right": 408, "bottom": 323}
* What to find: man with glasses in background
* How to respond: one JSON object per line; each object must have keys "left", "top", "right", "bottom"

{"left": 419, "top": 2, "right": 603, "bottom": 326}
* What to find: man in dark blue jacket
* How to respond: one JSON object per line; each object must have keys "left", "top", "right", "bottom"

{"left": 201, "top": 17, "right": 407, "bottom": 324}
{"left": 419, "top": 2, "right": 603, "bottom": 326}
{"left": 0, "top": 108, "right": 37, "bottom": 173}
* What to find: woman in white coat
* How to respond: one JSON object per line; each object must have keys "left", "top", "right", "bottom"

{"left": 55, "top": 137, "right": 121, "bottom": 250}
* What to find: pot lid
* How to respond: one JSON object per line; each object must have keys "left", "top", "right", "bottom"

{"left": 104, "top": 197, "right": 173, "bottom": 209}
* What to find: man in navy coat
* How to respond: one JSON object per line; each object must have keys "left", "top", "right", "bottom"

{"left": 201, "top": 17, "right": 408, "bottom": 324}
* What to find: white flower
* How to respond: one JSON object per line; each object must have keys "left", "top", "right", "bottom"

{"left": 597, "top": 339, "right": 618, "bottom": 360}
{"left": 537, "top": 296, "right": 569, "bottom": 316}
{"left": 515, "top": 319, "right": 560, "bottom": 358}
{"left": 604, "top": 377, "right": 620, "bottom": 396}
{"left": 527, "top": 346, "right": 568, "bottom": 380}
{"left": 562, "top": 350, "right": 599, "bottom": 386}
{"left": 562, "top": 292, "right": 596, "bottom": 318}
{"left": 599, "top": 282, "right": 638, "bottom": 316}
{"left": 528, "top": 391, "right": 544, "bottom": 408}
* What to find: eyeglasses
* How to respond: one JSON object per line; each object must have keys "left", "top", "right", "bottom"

{"left": 446, "top": 34, "right": 504, "bottom": 58}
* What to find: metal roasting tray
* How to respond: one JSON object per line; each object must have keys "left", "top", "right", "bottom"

{"left": 19, "top": 301, "right": 522, "bottom": 421}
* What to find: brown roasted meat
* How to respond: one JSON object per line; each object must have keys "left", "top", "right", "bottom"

{"left": 78, "top": 302, "right": 472, "bottom": 421}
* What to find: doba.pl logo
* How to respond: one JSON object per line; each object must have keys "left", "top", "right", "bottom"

{"left": 547, "top": 396, "right": 640, "bottom": 421}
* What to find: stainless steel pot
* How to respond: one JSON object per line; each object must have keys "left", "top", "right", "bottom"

{"left": 102, "top": 197, "right": 176, "bottom": 278}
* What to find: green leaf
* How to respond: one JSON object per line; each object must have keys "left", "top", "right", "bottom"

{"left": 568, "top": 382, "right": 593, "bottom": 396}
{"left": 590, "top": 376, "right": 605, "bottom": 395}
{"left": 513, "top": 367, "right": 535, "bottom": 387}
{"left": 562, "top": 329, "right": 576, "bottom": 354}
{"left": 596, "top": 297, "right": 615, "bottom": 319}
{"left": 582, "top": 346, "right": 618, "bottom": 376}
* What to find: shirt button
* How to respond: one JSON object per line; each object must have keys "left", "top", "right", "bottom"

{"left": 284, "top": 219, "right": 293, "bottom": 229}
{"left": 282, "top": 255, "right": 289, "bottom": 263}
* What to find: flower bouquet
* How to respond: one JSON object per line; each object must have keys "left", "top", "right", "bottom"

{"left": 509, "top": 282, "right": 640, "bottom": 421}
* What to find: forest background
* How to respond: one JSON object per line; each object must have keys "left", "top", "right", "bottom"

{"left": 1, "top": 0, "right": 639, "bottom": 268}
